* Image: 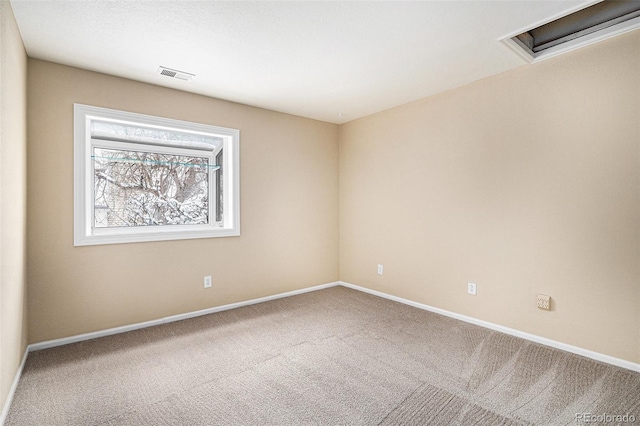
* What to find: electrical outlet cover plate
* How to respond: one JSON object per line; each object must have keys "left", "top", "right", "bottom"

{"left": 468, "top": 282, "right": 477, "bottom": 295}
{"left": 204, "top": 276, "right": 212, "bottom": 288}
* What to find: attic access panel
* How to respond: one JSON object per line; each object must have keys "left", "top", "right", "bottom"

{"left": 502, "top": 0, "right": 640, "bottom": 62}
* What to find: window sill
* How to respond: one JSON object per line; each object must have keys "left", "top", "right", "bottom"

{"left": 74, "top": 225, "right": 240, "bottom": 246}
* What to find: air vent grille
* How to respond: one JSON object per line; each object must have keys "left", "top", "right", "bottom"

{"left": 156, "top": 66, "right": 195, "bottom": 81}
{"left": 160, "top": 69, "right": 177, "bottom": 78}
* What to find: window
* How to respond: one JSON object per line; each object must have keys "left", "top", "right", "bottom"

{"left": 74, "top": 104, "right": 240, "bottom": 246}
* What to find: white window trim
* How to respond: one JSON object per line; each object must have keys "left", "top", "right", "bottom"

{"left": 74, "top": 104, "right": 240, "bottom": 246}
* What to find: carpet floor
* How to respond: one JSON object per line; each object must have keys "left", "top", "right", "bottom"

{"left": 6, "top": 286, "right": 640, "bottom": 425}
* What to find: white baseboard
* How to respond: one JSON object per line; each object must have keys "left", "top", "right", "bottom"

{"left": 20, "top": 278, "right": 640, "bottom": 375}
{"left": 0, "top": 347, "right": 28, "bottom": 426}
{"left": 3, "top": 278, "right": 639, "bottom": 424}
{"left": 29, "top": 281, "right": 341, "bottom": 352}
{"left": 339, "top": 281, "right": 640, "bottom": 373}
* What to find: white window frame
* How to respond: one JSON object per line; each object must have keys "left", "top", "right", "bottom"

{"left": 74, "top": 104, "right": 240, "bottom": 246}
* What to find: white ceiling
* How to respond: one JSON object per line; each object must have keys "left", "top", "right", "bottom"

{"left": 10, "top": 0, "right": 590, "bottom": 124}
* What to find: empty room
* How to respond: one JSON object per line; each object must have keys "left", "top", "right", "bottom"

{"left": 1, "top": 0, "right": 639, "bottom": 424}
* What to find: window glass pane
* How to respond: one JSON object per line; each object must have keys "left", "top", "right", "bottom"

{"left": 93, "top": 147, "right": 210, "bottom": 228}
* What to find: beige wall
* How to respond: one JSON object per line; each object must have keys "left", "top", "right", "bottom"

{"left": 27, "top": 59, "right": 339, "bottom": 343}
{"left": 0, "top": 0, "right": 28, "bottom": 413}
{"left": 340, "top": 31, "right": 640, "bottom": 363}
{"left": 13, "top": 12, "right": 640, "bottom": 377}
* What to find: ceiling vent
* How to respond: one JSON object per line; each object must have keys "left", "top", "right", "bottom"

{"left": 156, "top": 66, "right": 195, "bottom": 81}
{"left": 501, "top": 0, "right": 640, "bottom": 63}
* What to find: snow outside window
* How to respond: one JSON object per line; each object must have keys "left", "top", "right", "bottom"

{"left": 74, "top": 104, "right": 240, "bottom": 246}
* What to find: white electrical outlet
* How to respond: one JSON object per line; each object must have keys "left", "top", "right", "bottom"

{"left": 377, "top": 264, "right": 384, "bottom": 275}
{"left": 204, "top": 275, "right": 212, "bottom": 289}
{"left": 468, "top": 282, "right": 477, "bottom": 296}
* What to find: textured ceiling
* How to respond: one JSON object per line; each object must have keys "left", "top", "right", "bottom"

{"left": 10, "top": 0, "right": 590, "bottom": 124}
